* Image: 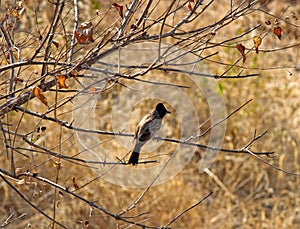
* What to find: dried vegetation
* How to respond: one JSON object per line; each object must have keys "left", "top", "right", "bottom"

{"left": 0, "top": 0, "right": 299, "bottom": 228}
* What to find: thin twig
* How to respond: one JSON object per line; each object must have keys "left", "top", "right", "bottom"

{"left": 0, "top": 212, "right": 26, "bottom": 228}
{"left": 13, "top": 106, "right": 274, "bottom": 156}
{"left": 67, "top": 0, "right": 78, "bottom": 62}
{"left": 197, "top": 99, "right": 253, "bottom": 139}
{"left": 123, "top": 149, "right": 179, "bottom": 214}
{"left": 0, "top": 120, "right": 9, "bottom": 158}
{"left": 244, "top": 148, "right": 300, "bottom": 177}
{"left": 240, "top": 131, "right": 300, "bottom": 176}
{"left": 14, "top": 172, "right": 158, "bottom": 228}
{"left": 0, "top": 173, "right": 68, "bottom": 229}
{"left": 0, "top": 22, "right": 15, "bottom": 98}
{"left": 117, "top": 0, "right": 139, "bottom": 39}
{"left": 163, "top": 191, "right": 213, "bottom": 228}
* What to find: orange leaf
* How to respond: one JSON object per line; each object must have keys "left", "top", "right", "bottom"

{"left": 253, "top": 36, "right": 262, "bottom": 54}
{"left": 32, "top": 86, "right": 48, "bottom": 106}
{"left": 112, "top": 3, "right": 123, "bottom": 18}
{"left": 10, "top": 4, "right": 25, "bottom": 20}
{"left": 57, "top": 75, "right": 69, "bottom": 89}
{"left": 236, "top": 43, "right": 246, "bottom": 63}
{"left": 12, "top": 9, "right": 19, "bottom": 18}
{"left": 74, "top": 22, "right": 94, "bottom": 44}
{"left": 273, "top": 26, "right": 282, "bottom": 40}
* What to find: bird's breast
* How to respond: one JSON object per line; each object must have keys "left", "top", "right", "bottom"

{"left": 148, "top": 118, "right": 162, "bottom": 134}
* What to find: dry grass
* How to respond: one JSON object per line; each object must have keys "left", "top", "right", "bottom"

{"left": 0, "top": 0, "right": 299, "bottom": 228}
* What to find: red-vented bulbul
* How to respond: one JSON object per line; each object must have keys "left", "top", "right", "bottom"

{"left": 128, "top": 103, "right": 170, "bottom": 165}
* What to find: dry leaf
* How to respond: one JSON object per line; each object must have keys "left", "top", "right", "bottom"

{"left": 187, "top": 2, "right": 197, "bottom": 14}
{"left": 188, "top": 2, "right": 193, "bottom": 11}
{"left": 112, "top": 3, "right": 124, "bottom": 18}
{"left": 273, "top": 26, "right": 282, "bottom": 40}
{"left": 14, "top": 77, "right": 24, "bottom": 83}
{"left": 9, "top": 4, "right": 25, "bottom": 20}
{"left": 253, "top": 36, "right": 262, "bottom": 54}
{"left": 57, "top": 75, "right": 69, "bottom": 89}
{"left": 56, "top": 199, "right": 61, "bottom": 208}
{"left": 236, "top": 43, "right": 246, "bottom": 63}
{"left": 56, "top": 191, "right": 64, "bottom": 208}
{"left": 74, "top": 22, "right": 94, "bottom": 44}
{"left": 12, "top": 9, "right": 19, "bottom": 18}
{"left": 72, "top": 177, "right": 79, "bottom": 190}
{"left": 32, "top": 86, "right": 48, "bottom": 106}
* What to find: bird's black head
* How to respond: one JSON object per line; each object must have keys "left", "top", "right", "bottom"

{"left": 155, "top": 103, "right": 171, "bottom": 118}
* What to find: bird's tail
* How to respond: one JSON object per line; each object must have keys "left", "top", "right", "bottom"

{"left": 128, "top": 151, "right": 139, "bottom": 165}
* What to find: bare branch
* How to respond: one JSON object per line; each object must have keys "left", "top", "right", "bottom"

{"left": 67, "top": 0, "right": 79, "bottom": 62}
{"left": 13, "top": 172, "right": 158, "bottom": 228}
{"left": 0, "top": 173, "right": 68, "bottom": 229}
{"left": 164, "top": 191, "right": 213, "bottom": 228}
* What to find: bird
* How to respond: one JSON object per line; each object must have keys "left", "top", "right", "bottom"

{"left": 128, "top": 103, "right": 171, "bottom": 165}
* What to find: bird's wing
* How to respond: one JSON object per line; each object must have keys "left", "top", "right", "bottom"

{"left": 134, "top": 114, "right": 149, "bottom": 139}
{"left": 136, "top": 114, "right": 154, "bottom": 142}
{"left": 133, "top": 114, "right": 150, "bottom": 143}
